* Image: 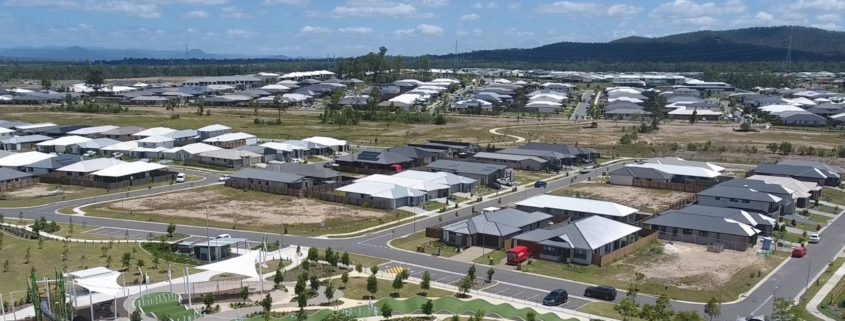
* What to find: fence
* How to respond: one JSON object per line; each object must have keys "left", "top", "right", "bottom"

{"left": 591, "top": 230, "right": 658, "bottom": 267}
{"left": 0, "top": 177, "right": 37, "bottom": 192}
{"left": 40, "top": 172, "right": 177, "bottom": 190}
{"left": 335, "top": 166, "right": 396, "bottom": 176}
{"left": 631, "top": 179, "right": 712, "bottom": 193}
{"left": 657, "top": 231, "right": 752, "bottom": 251}
{"left": 310, "top": 192, "right": 394, "bottom": 210}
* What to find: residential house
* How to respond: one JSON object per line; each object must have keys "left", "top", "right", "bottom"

{"left": 267, "top": 163, "right": 342, "bottom": 184}
{"left": 440, "top": 209, "right": 553, "bottom": 248}
{"left": 355, "top": 174, "right": 451, "bottom": 199}
{"left": 228, "top": 168, "right": 310, "bottom": 190}
{"left": 717, "top": 178, "right": 798, "bottom": 215}
{"left": 162, "top": 143, "right": 221, "bottom": 161}
{"left": 202, "top": 132, "right": 258, "bottom": 149}
{"left": 0, "top": 128, "right": 15, "bottom": 140}
{"left": 609, "top": 163, "right": 724, "bottom": 188}
{"left": 426, "top": 159, "right": 512, "bottom": 185}
{"left": 335, "top": 150, "right": 415, "bottom": 173}
{"left": 36, "top": 136, "right": 92, "bottom": 153}
{"left": 197, "top": 149, "right": 262, "bottom": 168}
{"left": 697, "top": 185, "right": 783, "bottom": 217}
{"left": 0, "top": 168, "right": 36, "bottom": 189}
{"left": 512, "top": 216, "right": 642, "bottom": 265}
{"left": 752, "top": 163, "right": 841, "bottom": 186}
{"left": 515, "top": 194, "right": 639, "bottom": 224}
{"left": 99, "top": 126, "right": 145, "bottom": 141}
{"left": 644, "top": 205, "right": 772, "bottom": 251}
{"left": 470, "top": 152, "right": 548, "bottom": 171}
{"left": 302, "top": 136, "right": 350, "bottom": 153}
{"left": 335, "top": 181, "right": 427, "bottom": 210}
{"left": 56, "top": 158, "right": 126, "bottom": 179}
{"left": 778, "top": 111, "right": 827, "bottom": 127}
{"left": 163, "top": 129, "right": 199, "bottom": 147}
{"left": 91, "top": 162, "right": 170, "bottom": 184}
{"left": 197, "top": 124, "right": 232, "bottom": 140}
{"left": 42, "top": 125, "right": 91, "bottom": 138}
{"left": 747, "top": 175, "right": 820, "bottom": 208}
{"left": 132, "top": 127, "right": 177, "bottom": 140}
{"left": 391, "top": 170, "right": 476, "bottom": 194}
{"left": 26, "top": 154, "right": 83, "bottom": 175}
{"left": 386, "top": 146, "right": 444, "bottom": 167}
{"left": 406, "top": 141, "right": 481, "bottom": 158}
{"left": 68, "top": 138, "right": 121, "bottom": 155}
{"left": 16, "top": 123, "right": 58, "bottom": 136}
{"left": 0, "top": 151, "right": 54, "bottom": 173}
{"left": 68, "top": 125, "right": 120, "bottom": 138}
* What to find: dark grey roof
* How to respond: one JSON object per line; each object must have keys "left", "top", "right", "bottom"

{"left": 101, "top": 126, "right": 145, "bottom": 136}
{"left": 232, "top": 90, "right": 272, "bottom": 98}
{"left": 0, "top": 168, "right": 34, "bottom": 181}
{"left": 699, "top": 185, "right": 781, "bottom": 202}
{"left": 517, "top": 143, "right": 594, "bottom": 157}
{"left": 498, "top": 148, "right": 576, "bottom": 160}
{"left": 233, "top": 145, "right": 272, "bottom": 155}
{"left": 777, "top": 160, "right": 843, "bottom": 176}
{"left": 666, "top": 96, "right": 704, "bottom": 103}
{"left": 427, "top": 159, "right": 507, "bottom": 175}
{"left": 269, "top": 163, "right": 341, "bottom": 179}
{"left": 442, "top": 209, "right": 551, "bottom": 236}
{"left": 605, "top": 109, "right": 651, "bottom": 115}
{"left": 807, "top": 106, "right": 844, "bottom": 115}
{"left": 387, "top": 146, "right": 442, "bottom": 160}
{"left": 718, "top": 178, "right": 793, "bottom": 196}
{"left": 42, "top": 125, "right": 90, "bottom": 137}
{"left": 29, "top": 154, "right": 82, "bottom": 170}
{"left": 230, "top": 168, "right": 305, "bottom": 183}
{"left": 604, "top": 102, "right": 644, "bottom": 111}
{"left": 336, "top": 149, "right": 414, "bottom": 165}
{"left": 609, "top": 167, "right": 673, "bottom": 179}
{"left": 755, "top": 163, "right": 831, "bottom": 179}
{"left": 751, "top": 96, "right": 785, "bottom": 104}
{"left": 780, "top": 112, "right": 826, "bottom": 122}
{"left": 644, "top": 211, "right": 759, "bottom": 236}
{"left": 673, "top": 205, "right": 773, "bottom": 226}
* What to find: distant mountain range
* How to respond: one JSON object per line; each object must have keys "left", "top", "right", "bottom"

{"left": 0, "top": 46, "right": 292, "bottom": 61}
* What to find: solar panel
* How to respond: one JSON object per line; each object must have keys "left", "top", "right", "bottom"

{"left": 482, "top": 166, "right": 498, "bottom": 171}
{"left": 55, "top": 156, "right": 81, "bottom": 166}
{"left": 356, "top": 151, "right": 382, "bottom": 162}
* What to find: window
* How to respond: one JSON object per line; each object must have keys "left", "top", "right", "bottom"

{"left": 604, "top": 243, "right": 611, "bottom": 252}
{"left": 742, "top": 200, "right": 750, "bottom": 204}
{"left": 683, "top": 229, "right": 693, "bottom": 235}
{"left": 698, "top": 231, "right": 709, "bottom": 237}
{"left": 573, "top": 249, "right": 588, "bottom": 260}
{"left": 729, "top": 198, "right": 738, "bottom": 202}
{"left": 542, "top": 246, "right": 561, "bottom": 256}
{"left": 715, "top": 197, "right": 721, "bottom": 200}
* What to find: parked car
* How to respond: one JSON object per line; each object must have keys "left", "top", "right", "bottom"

{"left": 579, "top": 167, "right": 592, "bottom": 174}
{"left": 291, "top": 158, "right": 304, "bottom": 164}
{"left": 111, "top": 152, "right": 124, "bottom": 159}
{"left": 534, "top": 181, "right": 547, "bottom": 188}
{"left": 584, "top": 285, "right": 617, "bottom": 301}
{"left": 218, "top": 174, "right": 230, "bottom": 182}
{"left": 497, "top": 178, "right": 513, "bottom": 186}
{"left": 809, "top": 234, "right": 821, "bottom": 243}
{"left": 792, "top": 247, "right": 807, "bottom": 258}
{"left": 487, "top": 181, "right": 501, "bottom": 190}
{"left": 216, "top": 234, "right": 231, "bottom": 239}
{"left": 83, "top": 151, "right": 97, "bottom": 157}
{"left": 542, "top": 289, "right": 568, "bottom": 306}
{"left": 506, "top": 246, "right": 531, "bottom": 265}
{"left": 176, "top": 173, "right": 186, "bottom": 183}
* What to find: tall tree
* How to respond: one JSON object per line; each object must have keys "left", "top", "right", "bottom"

{"left": 674, "top": 311, "right": 703, "bottom": 321}
{"left": 704, "top": 297, "right": 721, "bottom": 321}
{"left": 418, "top": 55, "right": 432, "bottom": 81}
{"left": 41, "top": 77, "right": 52, "bottom": 90}
{"left": 640, "top": 294, "right": 674, "bottom": 321}
{"left": 420, "top": 271, "right": 431, "bottom": 295}
{"left": 84, "top": 67, "right": 105, "bottom": 95}
{"left": 367, "top": 275, "right": 378, "bottom": 299}
{"left": 771, "top": 297, "right": 801, "bottom": 321}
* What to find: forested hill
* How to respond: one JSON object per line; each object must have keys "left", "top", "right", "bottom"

{"left": 440, "top": 26, "right": 845, "bottom": 64}
{"left": 611, "top": 26, "right": 845, "bottom": 54}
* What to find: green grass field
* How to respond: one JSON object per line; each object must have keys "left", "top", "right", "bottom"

{"left": 340, "top": 277, "right": 453, "bottom": 300}
{"left": 136, "top": 292, "right": 198, "bottom": 321}
{"left": 577, "top": 302, "right": 646, "bottom": 321}
{"left": 822, "top": 188, "right": 845, "bottom": 205}
{"left": 808, "top": 258, "right": 845, "bottom": 321}
{"left": 389, "top": 231, "right": 460, "bottom": 258}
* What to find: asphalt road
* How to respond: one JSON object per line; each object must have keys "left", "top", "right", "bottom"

{"left": 6, "top": 163, "right": 845, "bottom": 320}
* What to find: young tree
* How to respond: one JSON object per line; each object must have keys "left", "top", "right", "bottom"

{"left": 457, "top": 276, "right": 473, "bottom": 297}
{"left": 526, "top": 312, "right": 536, "bottom": 321}
{"left": 370, "top": 265, "right": 379, "bottom": 275}
{"left": 260, "top": 294, "right": 273, "bottom": 321}
{"left": 203, "top": 293, "right": 215, "bottom": 313}
{"left": 690, "top": 109, "right": 698, "bottom": 124}
{"left": 674, "top": 311, "right": 703, "bottom": 321}
{"left": 307, "top": 247, "right": 320, "bottom": 263}
{"left": 356, "top": 263, "right": 364, "bottom": 276}
{"left": 152, "top": 256, "right": 160, "bottom": 269}
{"left": 166, "top": 223, "right": 176, "bottom": 237}
{"left": 381, "top": 302, "right": 392, "bottom": 321}
{"left": 38, "top": 237, "right": 43, "bottom": 249}
{"left": 771, "top": 297, "right": 801, "bottom": 321}
{"left": 130, "top": 309, "right": 142, "bottom": 321}
{"left": 421, "top": 299, "right": 434, "bottom": 317}
{"left": 324, "top": 281, "right": 336, "bottom": 305}
{"left": 367, "top": 274, "right": 379, "bottom": 299}
{"left": 24, "top": 247, "right": 31, "bottom": 264}
{"left": 487, "top": 267, "right": 495, "bottom": 282}
{"left": 309, "top": 275, "right": 320, "bottom": 292}
{"left": 3, "top": 260, "right": 7, "bottom": 272}
{"left": 121, "top": 252, "right": 132, "bottom": 268}
{"left": 324, "top": 247, "right": 335, "bottom": 264}
{"left": 391, "top": 274, "right": 404, "bottom": 295}
{"left": 420, "top": 271, "right": 431, "bottom": 295}
{"left": 340, "top": 252, "right": 351, "bottom": 268}
{"left": 274, "top": 269, "right": 285, "bottom": 289}
{"left": 327, "top": 251, "right": 339, "bottom": 269}
{"left": 615, "top": 297, "right": 641, "bottom": 321}
{"left": 467, "top": 264, "right": 477, "bottom": 283}
{"left": 240, "top": 286, "right": 250, "bottom": 304}
{"left": 341, "top": 272, "right": 349, "bottom": 289}
{"left": 136, "top": 259, "right": 145, "bottom": 269}
{"left": 704, "top": 297, "right": 721, "bottom": 321}
{"left": 640, "top": 294, "right": 674, "bottom": 321}
{"left": 473, "top": 309, "right": 485, "bottom": 321}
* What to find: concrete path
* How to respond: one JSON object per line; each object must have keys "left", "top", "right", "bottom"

{"left": 807, "top": 266, "right": 845, "bottom": 321}
{"left": 489, "top": 127, "right": 526, "bottom": 143}
{"left": 786, "top": 226, "right": 806, "bottom": 234}
{"left": 449, "top": 246, "right": 486, "bottom": 263}
{"left": 783, "top": 214, "right": 818, "bottom": 225}
{"left": 808, "top": 209, "right": 838, "bottom": 218}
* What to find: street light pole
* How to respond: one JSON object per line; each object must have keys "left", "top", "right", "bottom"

{"left": 771, "top": 286, "right": 779, "bottom": 317}
{"left": 805, "top": 259, "right": 812, "bottom": 301}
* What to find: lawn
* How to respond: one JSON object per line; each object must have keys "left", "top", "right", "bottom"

{"left": 822, "top": 188, "right": 845, "bottom": 205}
{"left": 814, "top": 204, "right": 842, "bottom": 215}
{"left": 809, "top": 258, "right": 845, "bottom": 321}
{"left": 0, "top": 231, "right": 195, "bottom": 294}
{"left": 136, "top": 292, "right": 198, "bottom": 321}
{"left": 2, "top": 218, "right": 119, "bottom": 241}
{"left": 390, "top": 231, "right": 459, "bottom": 258}
{"left": 577, "top": 302, "right": 646, "bottom": 321}
{"left": 424, "top": 201, "right": 447, "bottom": 211}
{"left": 0, "top": 175, "right": 202, "bottom": 208}
{"left": 81, "top": 185, "right": 411, "bottom": 236}
{"left": 519, "top": 241, "right": 788, "bottom": 302}
{"left": 472, "top": 249, "right": 507, "bottom": 265}
{"left": 340, "top": 276, "right": 454, "bottom": 300}
{"left": 512, "top": 170, "right": 557, "bottom": 186}
{"left": 809, "top": 214, "right": 833, "bottom": 224}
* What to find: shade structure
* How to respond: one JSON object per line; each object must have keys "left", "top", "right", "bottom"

{"left": 74, "top": 271, "right": 124, "bottom": 297}
{"left": 195, "top": 250, "right": 261, "bottom": 279}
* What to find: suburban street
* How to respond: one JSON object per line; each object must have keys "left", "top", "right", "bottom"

{"left": 3, "top": 161, "right": 844, "bottom": 320}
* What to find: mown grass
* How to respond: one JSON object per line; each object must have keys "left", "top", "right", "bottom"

{"left": 390, "top": 231, "right": 460, "bottom": 258}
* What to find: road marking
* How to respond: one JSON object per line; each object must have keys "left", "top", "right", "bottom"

{"left": 750, "top": 295, "right": 773, "bottom": 315}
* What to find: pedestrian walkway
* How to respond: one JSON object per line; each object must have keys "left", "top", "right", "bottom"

{"left": 808, "top": 209, "right": 839, "bottom": 218}
{"left": 783, "top": 214, "right": 819, "bottom": 225}
{"left": 786, "top": 226, "right": 805, "bottom": 234}
{"left": 449, "top": 246, "right": 486, "bottom": 262}
{"left": 0, "top": 222, "right": 150, "bottom": 244}
{"left": 807, "top": 266, "right": 845, "bottom": 321}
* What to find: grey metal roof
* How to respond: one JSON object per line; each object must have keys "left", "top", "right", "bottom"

{"left": 74, "top": 138, "right": 121, "bottom": 149}
{"left": 269, "top": 163, "right": 341, "bottom": 179}
{"left": 780, "top": 112, "right": 826, "bottom": 122}
{"left": 426, "top": 159, "right": 507, "bottom": 175}
{"left": 674, "top": 205, "right": 773, "bottom": 226}
{"left": 230, "top": 168, "right": 305, "bottom": 184}
{"left": 164, "top": 129, "right": 199, "bottom": 140}
{"left": 1, "top": 135, "right": 53, "bottom": 144}
{"left": 513, "top": 216, "right": 640, "bottom": 250}
{"left": 232, "top": 145, "right": 272, "bottom": 155}
{"left": 28, "top": 154, "right": 83, "bottom": 170}
{"left": 517, "top": 143, "right": 594, "bottom": 157}
{"left": 755, "top": 163, "right": 830, "bottom": 179}
{"left": 644, "top": 210, "right": 759, "bottom": 236}
{"left": 0, "top": 121, "right": 32, "bottom": 129}
{"left": 101, "top": 126, "right": 145, "bottom": 136}
{"left": 778, "top": 160, "right": 843, "bottom": 176}
{"left": 498, "top": 148, "right": 574, "bottom": 160}
{"left": 442, "top": 209, "right": 551, "bottom": 237}
{"left": 609, "top": 167, "right": 673, "bottom": 180}
{"left": 0, "top": 168, "right": 34, "bottom": 181}
{"left": 699, "top": 185, "right": 781, "bottom": 202}
{"left": 604, "top": 109, "right": 651, "bottom": 115}
{"left": 718, "top": 178, "right": 793, "bottom": 196}
{"left": 386, "top": 146, "right": 442, "bottom": 160}
{"left": 336, "top": 149, "right": 414, "bottom": 165}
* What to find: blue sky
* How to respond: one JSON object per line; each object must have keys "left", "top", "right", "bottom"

{"left": 1, "top": 0, "right": 842, "bottom": 57}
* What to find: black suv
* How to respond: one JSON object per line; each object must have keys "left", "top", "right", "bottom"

{"left": 584, "top": 285, "right": 617, "bottom": 301}
{"left": 542, "top": 289, "right": 568, "bottom": 306}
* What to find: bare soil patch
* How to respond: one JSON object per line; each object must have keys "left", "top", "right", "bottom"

{"left": 102, "top": 188, "right": 385, "bottom": 225}
{"left": 4, "top": 184, "right": 79, "bottom": 198}
{"left": 551, "top": 183, "right": 692, "bottom": 213}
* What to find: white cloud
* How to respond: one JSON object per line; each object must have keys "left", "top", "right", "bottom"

{"left": 816, "top": 13, "right": 841, "bottom": 22}
{"left": 394, "top": 28, "right": 415, "bottom": 35}
{"left": 790, "top": 0, "right": 845, "bottom": 11}
{"left": 650, "top": 0, "right": 746, "bottom": 18}
{"left": 331, "top": 1, "right": 419, "bottom": 17}
{"left": 683, "top": 16, "right": 719, "bottom": 26}
{"left": 221, "top": 6, "right": 250, "bottom": 18}
{"left": 417, "top": 23, "right": 444, "bottom": 35}
{"left": 461, "top": 13, "right": 480, "bottom": 20}
{"left": 154, "top": 0, "right": 228, "bottom": 4}
{"left": 472, "top": 2, "right": 497, "bottom": 9}
{"left": 421, "top": 0, "right": 448, "bottom": 7}
{"left": 3, "top": 0, "right": 79, "bottom": 8}
{"left": 607, "top": 4, "right": 642, "bottom": 16}
{"left": 338, "top": 26, "right": 373, "bottom": 33}
{"left": 226, "top": 28, "right": 255, "bottom": 38}
{"left": 813, "top": 22, "right": 841, "bottom": 29}
{"left": 536, "top": 2, "right": 606, "bottom": 16}
{"left": 507, "top": 2, "right": 521, "bottom": 9}
{"left": 299, "top": 25, "right": 332, "bottom": 34}
{"left": 84, "top": 1, "right": 160, "bottom": 18}
{"left": 182, "top": 10, "right": 208, "bottom": 18}
{"left": 486, "top": 2, "right": 498, "bottom": 8}
{"left": 262, "top": 0, "right": 308, "bottom": 5}
{"left": 473, "top": 28, "right": 483, "bottom": 34}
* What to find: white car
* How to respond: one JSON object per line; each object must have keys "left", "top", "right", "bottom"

{"left": 111, "top": 152, "right": 124, "bottom": 159}
{"left": 291, "top": 158, "right": 304, "bottom": 164}
{"left": 216, "top": 234, "right": 231, "bottom": 239}
{"left": 175, "top": 173, "right": 186, "bottom": 183}
{"left": 809, "top": 234, "right": 821, "bottom": 243}
{"left": 218, "top": 175, "right": 230, "bottom": 182}
{"left": 83, "top": 151, "right": 97, "bottom": 157}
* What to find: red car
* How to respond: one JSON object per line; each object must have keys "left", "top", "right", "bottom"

{"left": 792, "top": 247, "right": 807, "bottom": 258}
{"left": 507, "top": 246, "right": 532, "bottom": 265}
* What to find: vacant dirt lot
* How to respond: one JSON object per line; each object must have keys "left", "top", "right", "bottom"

{"left": 621, "top": 242, "right": 769, "bottom": 290}
{"left": 101, "top": 187, "right": 385, "bottom": 225}
{"left": 4, "top": 184, "right": 74, "bottom": 198}
{"left": 551, "top": 183, "right": 692, "bottom": 213}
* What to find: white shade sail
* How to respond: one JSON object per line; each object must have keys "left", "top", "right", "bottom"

{"left": 195, "top": 250, "right": 261, "bottom": 279}
{"left": 74, "top": 271, "right": 124, "bottom": 297}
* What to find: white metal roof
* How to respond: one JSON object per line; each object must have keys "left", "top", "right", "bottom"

{"left": 133, "top": 127, "right": 176, "bottom": 137}
{"left": 92, "top": 162, "right": 167, "bottom": 177}
{"left": 197, "top": 124, "right": 231, "bottom": 132}
{"left": 759, "top": 104, "right": 804, "bottom": 113}
{"left": 16, "top": 122, "right": 57, "bottom": 130}
{"left": 0, "top": 151, "right": 54, "bottom": 167}
{"left": 0, "top": 127, "right": 13, "bottom": 134}
{"left": 102, "top": 141, "right": 139, "bottom": 151}
{"left": 36, "top": 135, "right": 92, "bottom": 147}
{"left": 356, "top": 174, "right": 449, "bottom": 192}
{"left": 203, "top": 132, "right": 256, "bottom": 143}
{"left": 626, "top": 163, "right": 721, "bottom": 178}
{"left": 575, "top": 216, "right": 643, "bottom": 249}
{"left": 472, "top": 152, "right": 547, "bottom": 163}
{"left": 516, "top": 194, "right": 639, "bottom": 217}
{"left": 260, "top": 142, "right": 306, "bottom": 152}
{"left": 747, "top": 175, "right": 817, "bottom": 198}
{"left": 137, "top": 135, "right": 175, "bottom": 143}
{"left": 392, "top": 170, "right": 475, "bottom": 185}
{"left": 67, "top": 125, "right": 119, "bottom": 136}
{"left": 57, "top": 158, "right": 126, "bottom": 173}
{"left": 163, "top": 143, "right": 220, "bottom": 155}
{"left": 336, "top": 181, "right": 427, "bottom": 199}
{"left": 303, "top": 136, "right": 348, "bottom": 147}
{"left": 668, "top": 107, "right": 722, "bottom": 116}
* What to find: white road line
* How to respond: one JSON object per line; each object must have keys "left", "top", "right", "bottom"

{"left": 750, "top": 295, "right": 774, "bottom": 315}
